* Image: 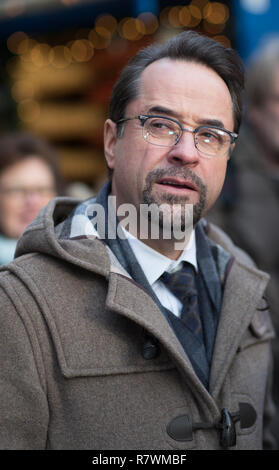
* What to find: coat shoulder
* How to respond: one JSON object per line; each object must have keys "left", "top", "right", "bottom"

{"left": 205, "top": 220, "right": 259, "bottom": 270}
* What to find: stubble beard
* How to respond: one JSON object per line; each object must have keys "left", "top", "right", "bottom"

{"left": 141, "top": 167, "right": 207, "bottom": 237}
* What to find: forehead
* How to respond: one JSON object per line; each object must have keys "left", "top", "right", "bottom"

{"left": 0, "top": 157, "right": 54, "bottom": 185}
{"left": 131, "top": 58, "right": 234, "bottom": 129}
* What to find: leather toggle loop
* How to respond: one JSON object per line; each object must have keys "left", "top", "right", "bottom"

{"left": 217, "top": 408, "right": 237, "bottom": 449}
{"left": 166, "top": 403, "right": 257, "bottom": 448}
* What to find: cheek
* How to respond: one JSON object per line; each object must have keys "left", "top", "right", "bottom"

{"left": 0, "top": 198, "right": 19, "bottom": 218}
{"left": 114, "top": 140, "right": 151, "bottom": 184}
{"left": 0, "top": 203, "right": 20, "bottom": 237}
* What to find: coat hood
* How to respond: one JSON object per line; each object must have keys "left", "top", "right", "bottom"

{"left": 14, "top": 197, "right": 112, "bottom": 279}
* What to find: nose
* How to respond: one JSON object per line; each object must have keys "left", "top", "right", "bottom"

{"left": 166, "top": 129, "right": 199, "bottom": 166}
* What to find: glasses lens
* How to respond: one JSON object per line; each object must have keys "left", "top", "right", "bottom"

{"left": 0, "top": 186, "right": 55, "bottom": 198}
{"left": 195, "top": 127, "right": 231, "bottom": 156}
{"left": 143, "top": 117, "right": 180, "bottom": 147}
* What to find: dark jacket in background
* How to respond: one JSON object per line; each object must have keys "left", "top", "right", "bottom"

{"left": 207, "top": 122, "right": 279, "bottom": 444}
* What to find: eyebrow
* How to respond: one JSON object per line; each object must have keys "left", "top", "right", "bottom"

{"left": 146, "top": 105, "right": 225, "bottom": 129}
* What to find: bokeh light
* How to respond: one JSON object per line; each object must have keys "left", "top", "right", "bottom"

{"left": 168, "top": 6, "right": 182, "bottom": 28}
{"left": 49, "top": 46, "right": 72, "bottom": 68}
{"left": 88, "top": 29, "right": 111, "bottom": 49}
{"left": 7, "top": 31, "right": 28, "bottom": 54}
{"left": 95, "top": 14, "right": 118, "bottom": 38}
{"left": 118, "top": 18, "right": 145, "bottom": 41}
{"left": 17, "top": 38, "right": 37, "bottom": 57}
{"left": 30, "top": 43, "right": 51, "bottom": 68}
{"left": 138, "top": 12, "right": 159, "bottom": 35}
{"left": 11, "top": 80, "right": 35, "bottom": 102}
{"left": 188, "top": 5, "right": 202, "bottom": 26}
{"left": 203, "top": 2, "right": 229, "bottom": 24}
{"left": 17, "top": 99, "right": 40, "bottom": 123}
{"left": 178, "top": 7, "right": 192, "bottom": 27}
{"left": 70, "top": 39, "right": 94, "bottom": 62}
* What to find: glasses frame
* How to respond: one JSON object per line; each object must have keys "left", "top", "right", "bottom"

{"left": 116, "top": 114, "right": 238, "bottom": 157}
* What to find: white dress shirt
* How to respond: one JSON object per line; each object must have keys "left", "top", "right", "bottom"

{"left": 123, "top": 228, "right": 197, "bottom": 318}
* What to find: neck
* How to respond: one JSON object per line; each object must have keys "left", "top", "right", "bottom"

{"left": 118, "top": 215, "right": 193, "bottom": 260}
{"left": 138, "top": 231, "right": 192, "bottom": 260}
{"left": 111, "top": 189, "right": 194, "bottom": 260}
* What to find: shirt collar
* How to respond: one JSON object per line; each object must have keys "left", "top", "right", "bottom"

{"left": 122, "top": 228, "right": 197, "bottom": 286}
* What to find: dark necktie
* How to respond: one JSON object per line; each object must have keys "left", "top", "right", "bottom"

{"left": 160, "top": 262, "right": 203, "bottom": 341}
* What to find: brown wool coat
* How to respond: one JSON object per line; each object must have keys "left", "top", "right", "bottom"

{"left": 0, "top": 198, "right": 276, "bottom": 450}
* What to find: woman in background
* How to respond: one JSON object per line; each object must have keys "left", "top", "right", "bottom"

{"left": 0, "top": 132, "right": 64, "bottom": 265}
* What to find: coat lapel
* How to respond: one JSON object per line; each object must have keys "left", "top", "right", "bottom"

{"left": 209, "top": 259, "right": 270, "bottom": 397}
{"left": 106, "top": 270, "right": 193, "bottom": 370}
{"left": 106, "top": 270, "right": 221, "bottom": 417}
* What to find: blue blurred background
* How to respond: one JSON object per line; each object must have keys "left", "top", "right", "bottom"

{"left": 233, "top": 0, "right": 279, "bottom": 60}
{"left": 0, "top": 0, "right": 278, "bottom": 190}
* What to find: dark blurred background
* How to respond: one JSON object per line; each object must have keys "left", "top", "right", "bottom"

{"left": 0, "top": 0, "right": 278, "bottom": 192}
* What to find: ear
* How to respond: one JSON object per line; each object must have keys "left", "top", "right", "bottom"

{"left": 104, "top": 119, "right": 118, "bottom": 170}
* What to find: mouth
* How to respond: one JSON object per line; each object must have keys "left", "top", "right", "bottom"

{"left": 155, "top": 177, "right": 198, "bottom": 192}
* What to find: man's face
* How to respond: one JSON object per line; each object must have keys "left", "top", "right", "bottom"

{"left": 104, "top": 58, "right": 234, "bottom": 232}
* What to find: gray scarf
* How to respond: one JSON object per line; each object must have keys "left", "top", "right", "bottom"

{"left": 62, "top": 181, "right": 233, "bottom": 388}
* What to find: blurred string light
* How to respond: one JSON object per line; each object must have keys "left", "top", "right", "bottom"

{"left": 5, "top": 5, "right": 231, "bottom": 66}
{"left": 95, "top": 14, "right": 118, "bottom": 37}
{"left": 160, "top": 1, "right": 229, "bottom": 32}
{"left": 11, "top": 79, "right": 34, "bottom": 102}
{"left": 118, "top": 17, "right": 145, "bottom": 41}
{"left": 5, "top": 2, "right": 232, "bottom": 122}
{"left": 6, "top": 11, "right": 160, "bottom": 71}
{"left": 17, "top": 99, "right": 40, "bottom": 123}
{"left": 70, "top": 39, "right": 94, "bottom": 62}
{"left": 7, "top": 31, "right": 28, "bottom": 53}
{"left": 30, "top": 43, "right": 51, "bottom": 67}
{"left": 49, "top": 45, "right": 72, "bottom": 68}
{"left": 88, "top": 29, "right": 110, "bottom": 49}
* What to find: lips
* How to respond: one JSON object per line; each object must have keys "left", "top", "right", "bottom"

{"left": 155, "top": 177, "right": 198, "bottom": 191}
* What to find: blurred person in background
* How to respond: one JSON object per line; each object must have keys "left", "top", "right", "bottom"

{"left": 0, "top": 132, "right": 64, "bottom": 265}
{"left": 207, "top": 36, "right": 279, "bottom": 444}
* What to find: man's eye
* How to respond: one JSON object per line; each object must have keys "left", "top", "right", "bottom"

{"left": 199, "top": 130, "right": 224, "bottom": 143}
{"left": 150, "top": 120, "right": 176, "bottom": 131}
{"left": 201, "top": 131, "right": 217, "bottom": 139}
{"left": 151, "top": 120, "right": 169, "bottom": 128}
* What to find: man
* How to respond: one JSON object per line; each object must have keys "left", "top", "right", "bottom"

{"left": 0, "top": 31, "right": 275, "bottom": 450}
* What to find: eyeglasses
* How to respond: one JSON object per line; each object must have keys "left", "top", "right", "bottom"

{"left": 0, "top": 186, "right": 55, "bottom": 199}
{"left": 116, "top": 114, "right": 238, "bottom": 157}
